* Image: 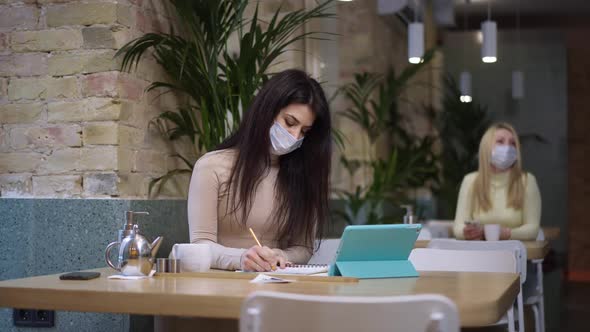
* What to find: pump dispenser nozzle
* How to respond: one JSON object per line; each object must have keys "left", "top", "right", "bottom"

{"left": 400, "top": 205, "right": 416, "bottom": 224}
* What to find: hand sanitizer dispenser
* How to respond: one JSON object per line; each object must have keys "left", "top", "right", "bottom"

{"left": 401, "top": 205, "right": 416, "bottom": 224}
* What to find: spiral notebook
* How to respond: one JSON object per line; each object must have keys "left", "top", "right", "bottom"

{"left": 265, "top": 264, "right": 329, "bottom": 275}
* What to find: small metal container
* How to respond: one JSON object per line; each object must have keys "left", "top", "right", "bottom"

{"left": 156, "top": 258, "right": 168, "bottom": 273}
{"left": 167, "top": 259, "right": 180, "bottom": 273}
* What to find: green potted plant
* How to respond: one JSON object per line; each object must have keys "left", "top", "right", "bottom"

{"left": 332, "top": 49, "right": 439, "bottom": 228}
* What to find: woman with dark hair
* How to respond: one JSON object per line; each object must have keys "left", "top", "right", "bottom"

{"left": 187, "top": 69, "right": 332, "bottom": 271}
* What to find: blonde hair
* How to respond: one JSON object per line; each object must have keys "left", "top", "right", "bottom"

{"left": 472, "top": 122, "right": 526, "bottom": 214}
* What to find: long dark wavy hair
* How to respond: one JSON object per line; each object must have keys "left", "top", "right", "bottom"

{"left": 215, "top": 69, "right": 332, "bottom": 250}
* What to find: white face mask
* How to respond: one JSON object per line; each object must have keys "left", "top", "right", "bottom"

{"left": 491, "top": 145, "right": 518, "bottom": 170}
{"left": 269, "top": 121, "right": 304, "bottom": 155}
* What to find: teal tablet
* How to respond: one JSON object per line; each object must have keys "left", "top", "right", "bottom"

{"left": 328, "top": 224, "right": 422, "bottom": 279}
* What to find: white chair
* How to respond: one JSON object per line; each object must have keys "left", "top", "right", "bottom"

{"left": 240, "top": 291, "right": 460, "bottom": 332}
{"left": 409, "top": 248, "right": 518, "bottom": 332}
{"left": 418, "top": 227, "right": 433, "bottom": 240}
{"left": 428, "top": 239, "right": 527, "bottom": 332}
{"left": 426, "top": 239, "right": 527, "bottom": 332}
{"left": 307, "top": 239, "right": 340, "bottom": 265}
{"left": 524, "top": 230, "right": 546, "bottom": 332}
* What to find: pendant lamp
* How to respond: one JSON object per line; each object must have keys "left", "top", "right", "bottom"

{"left": 481, "top": 2, "right": 497, "bottom": 63}
{"left": 459, "top": 1, "right": 472, "bottom": 103}
{"left": 408, "top": 1, "right": 424, "bottom": 64}
{"left": 460, "top": 71, "right": 472, "bottom": 103}
{"left": 512, "top": 0, "right": 524, "bottom": 99}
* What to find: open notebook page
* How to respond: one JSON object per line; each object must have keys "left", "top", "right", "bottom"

{"left": 264, "top": 264, "right": 329, "bottom": 275}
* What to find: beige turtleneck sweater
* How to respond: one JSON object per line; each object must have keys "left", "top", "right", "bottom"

{"left": 453, "top": 171, "right": 542, "bottom": 240}
{"left": 187, "top": 149, "right": 313, "bottom": 270}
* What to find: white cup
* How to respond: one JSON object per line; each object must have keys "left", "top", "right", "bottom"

{"left": 169, "top": 243, "right": 212, "bottom": 272}
{"left": 484, "top": 224, "right": 501, "bottom": 241}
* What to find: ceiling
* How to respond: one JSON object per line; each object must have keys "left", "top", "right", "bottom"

{"left": 454, "top": 0, "right": 590, "bottom": 16}
{"left": 376, "top": 0, "right": 590, "bottom": 29}
{"left": 450, "top": 0, "right": 590, "bottom": 29}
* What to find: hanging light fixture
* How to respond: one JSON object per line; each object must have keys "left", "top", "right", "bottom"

{"left": 408, "top": 0, "right": 424, "bottom": 64}
{"left": 459, "top": 1, "right": 472, "bottom": 103}
{"left": 460, "top": 71, "right": 472, "bottom": 103}
{"left": 512, "top": 71, "right": 524, "bottom": 99}
{"left": 512, "top": 0, "right": 524, "bottom": 99}
{"left": 481, "top": 1, "right": 497, "bottom": 63}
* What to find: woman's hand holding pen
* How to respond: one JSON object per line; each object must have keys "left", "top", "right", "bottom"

{"left": 240, "top": 246, "right": 288, "bottom": 272}
{"left": 241, "top": 227, "right": 290, "bottom": 272}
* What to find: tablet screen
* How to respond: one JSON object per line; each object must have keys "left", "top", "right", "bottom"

{"left": 335, "top": 224, "right": 422, "bottom": 262}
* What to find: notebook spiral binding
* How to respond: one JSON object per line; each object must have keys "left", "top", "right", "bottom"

{"left": 286, "top": 263, "right": 328, "bottom": 268}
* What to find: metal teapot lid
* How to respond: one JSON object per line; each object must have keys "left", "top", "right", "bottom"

{"left": 119, "top": 211, "right": 149, "bottom": 240}
{"left": 125, "top": 211, "right": 149, "bottom": 229}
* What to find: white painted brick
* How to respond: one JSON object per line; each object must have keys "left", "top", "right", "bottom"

{"left": 0, "top": 54, "right": 48, "bottom": 77}
{"left": 48, "top": 50, "right": 118, "bottom": 76}
{"left": 38, "top": 148, "right": 79, "bottom": 174}
{"left": 48, "top": 98, "right": 122, "bottom": 123}
{"left": 0, "top": 103, "right": 44, "bottom": 124}
{"left": 118, "top": 125, "right": 144, "bottom": 147}
{"left": 78, "top": 146, "right": 117, "bottom": 171}
{"left": 11, "top": 30, "right": 83, "bottom": 52}
{"left": 9, "top": 126, "right": 82, "bottom": 150}
{"left": 0, "top": 152, "right": 44, "bottom": 173}
{"left": 83, "top": 172, "right": 118, "bottom": 196}
{"left": 0, "top": 6, "right": 39, "bottom": 30}
{"left": 7, "top": 77, "right": 78, "bottom": 101}
{"left": 0, "top": 173, "right": 32, "bottom": 197}
{"left": 32, "top": 175, "right": 82, "bottom": 197}
{"left": 83, "top": 122, "right": 118, "bottom": 145}
{"left": 47, "top": 3, "right": 117, "bottom": 27}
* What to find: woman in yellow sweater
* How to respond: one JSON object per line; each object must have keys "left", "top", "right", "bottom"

{"left": 187, "top": 69, "right": 332, "bottom": 272}
{"left": 453, "top": 122, "right": 542, "bottom": 240}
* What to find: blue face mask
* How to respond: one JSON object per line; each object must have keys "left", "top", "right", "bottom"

{"left": 269, "top": 121, "right": 304, "bottom": 155}
{"left": 491, "top": 145, "right": 517, "bottom": 170}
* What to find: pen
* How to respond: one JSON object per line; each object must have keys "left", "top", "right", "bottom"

{"left": 249, "top": 227, "right": 262, "bottom": 247}
{"left": 248, "top": 227, "right": 276, "bottom": 271}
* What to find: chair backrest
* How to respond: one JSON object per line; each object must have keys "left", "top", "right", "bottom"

{"left": 240, "top": 291, "right": 460, "bottom": 332}
{"left": 409, "top": 248, "right": 517, "bottom": 274}
{"left": 418, "top": 227, "right": 432, "bottom": 240}
{"left": 427, "top": 239, "right": 527, "bottom": 283}
{"left": 307, "top": 239, "right": 340, "bottom": 265}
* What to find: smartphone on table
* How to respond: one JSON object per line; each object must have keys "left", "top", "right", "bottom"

{"left": 59, "top": 271, "right": 101, "bottom": 280}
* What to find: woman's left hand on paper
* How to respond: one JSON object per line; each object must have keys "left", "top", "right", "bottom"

{"left": 271, "top": 249, "right": 290, "bottom": 269}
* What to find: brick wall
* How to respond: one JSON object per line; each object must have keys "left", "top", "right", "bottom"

{"left": 566, "top": 28, "right": 590, "bottom": 279}
{"left": 0, "top": 0, "right": 187, "bottom": 198}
